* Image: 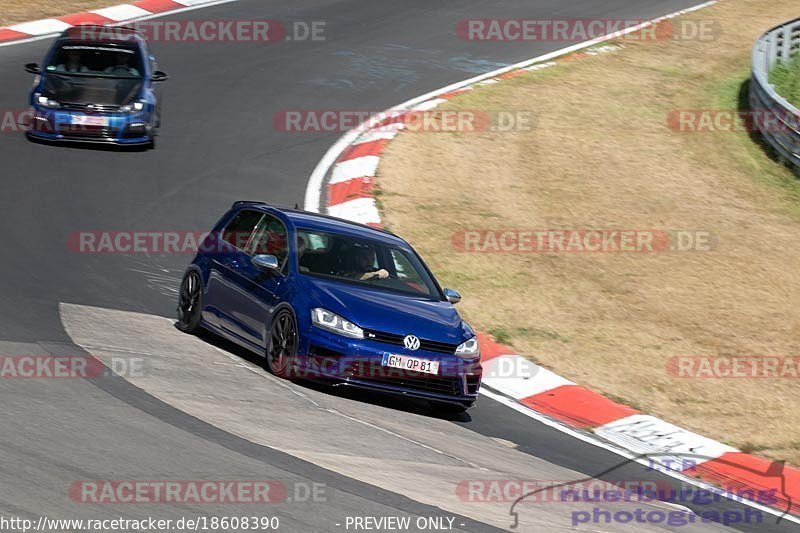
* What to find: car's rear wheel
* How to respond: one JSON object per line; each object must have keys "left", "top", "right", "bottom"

{"left": 177, "top": 270, "right": 203, "bottom": 334}
{"left": 267, "top": 309, "right": 297, "bottom": 379}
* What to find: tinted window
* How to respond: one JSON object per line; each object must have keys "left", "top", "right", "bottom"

{"left": 46, "top": 44, "right": 144, "bottom": 78}
{"left": 390, "top": 249, "right": 428, "bottom": 292}
{"left": 296, "top": 229, "right": 439, "bottom": 298}
{"left": 248, "top": 215, "right": 288, "bottom": 268}
{"left": 221, "top": 210, "right": 263, "bottom": 251}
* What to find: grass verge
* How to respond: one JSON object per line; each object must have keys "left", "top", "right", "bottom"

{"left": 378, "top": 0, "right": 800, "bottom": 465}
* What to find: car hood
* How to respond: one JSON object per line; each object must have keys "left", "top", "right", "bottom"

{"left": 301, "top": 277, "right": 471, "bottom": 345}
{"left": 43, "top": 74, "right": 143, "bottom": 107}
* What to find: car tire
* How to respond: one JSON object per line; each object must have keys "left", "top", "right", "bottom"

{"left": 267, "top": 308, "right": 298, "bottom": 379}
{"left": 176, "top": 270, "right": 203, "bottom": 334}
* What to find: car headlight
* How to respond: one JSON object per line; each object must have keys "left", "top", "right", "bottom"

{"left": 120, "top": 101, "right": 145, "bottom": 113}
{"left": 311, "top": 308, "right": 364, "bottom": 339}
{"left": 35, "top": 94, "right": 59, "bottom": 108}
{"left": 455, "top": 336, "right": 480, "bottom": 358}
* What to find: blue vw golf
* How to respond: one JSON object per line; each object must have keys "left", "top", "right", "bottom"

{"left": 24, "top": 25, "right": 167, "bottom": 148}
{"left": 178, "top": 201, "right": 482, "bottom": 410}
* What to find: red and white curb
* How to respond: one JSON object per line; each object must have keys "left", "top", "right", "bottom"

{"left": 0, "top": 0, "right": 238, "bottom": 45}
{"left": 305, "top": 0, "right": 800, "bottom": 522}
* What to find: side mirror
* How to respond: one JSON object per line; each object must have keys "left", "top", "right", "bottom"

{"left": 444, "top": 288, "right": 461, "bottom": 304}
{"left": 151, "top": 71, "right": 168, "bottom": 82}
{"left": 252, "top": 254, "right": 281, "bottom": 273}
{"left": 25, "top": 63, "right": 41, "bottom": 75}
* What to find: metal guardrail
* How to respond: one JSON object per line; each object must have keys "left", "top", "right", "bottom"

{"left": 751, "top": 17, "right": 800, "bottom": 170}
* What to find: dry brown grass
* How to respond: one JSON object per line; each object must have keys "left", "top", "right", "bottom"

{"left": 0, "top": 1, "right": 118, "bottom": 27}
{"left": 378, "top": 0, "right": 800, "bottom": 464}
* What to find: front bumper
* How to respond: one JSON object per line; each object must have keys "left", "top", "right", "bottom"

{"left": 26, "top": 107, "right": 153, "bottom": 145}
{"left": 296, "top": 327, "right": 482, "bottom": 406}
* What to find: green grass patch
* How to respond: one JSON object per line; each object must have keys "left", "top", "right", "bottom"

{"left": 770, "top": 54, "right": 800, "bottom": 108}
{"left": 707, "top": 71, "right": 800, "bottom": 218}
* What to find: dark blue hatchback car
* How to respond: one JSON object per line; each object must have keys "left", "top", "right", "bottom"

{"left": 178, "top": 202, "right": 482, "bottom": 410}
{"left": 24, "top": 25, "right": 167, "bottom": 147}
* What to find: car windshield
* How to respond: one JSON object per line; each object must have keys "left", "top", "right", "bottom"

{"left": 46, "top": 44, "right": 144, "bottom": 79}
{"left": 297, "top": 229, "right": 440, "bottom": 299}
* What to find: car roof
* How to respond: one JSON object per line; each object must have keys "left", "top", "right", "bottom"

{"left": 232, "top": 201, "right": 410, "bottom": 247}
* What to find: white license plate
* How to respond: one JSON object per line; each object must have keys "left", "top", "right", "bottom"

{"left": 382, "top": 353, "right": 440, "bottom": 375}
{"left": 71, "top": 115, "right": 108, "bottom": 127}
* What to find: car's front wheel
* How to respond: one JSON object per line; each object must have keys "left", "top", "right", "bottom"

{"left": 177, "top": 270, "right": 203, "bottom": 334}
{"left": 267, "top": 309, "right": 298, "bottom": 379}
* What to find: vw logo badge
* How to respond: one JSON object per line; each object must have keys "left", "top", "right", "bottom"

{"left": 403, "top": 335, "right": 420, "bottom": 351}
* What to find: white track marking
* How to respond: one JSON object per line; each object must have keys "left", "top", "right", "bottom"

{"left": 90, "top": 5, "right": 152, "bottom": 22}
{"left": 479, "top": 387, "right": 799, "bottom": 525}
{"left": 330, "top": 156, "right": 380, "bottom": 184}
{"left": 0, "top": 0, "right": 244, "bottom": 48}
{"left": 326, "top": 197, "right": 381, "bottom": 225}
{"left": 7, "top": 19, "right": 71, "bottom": 36}
{"left": 595, "top": 415, "right": 738, "bottom": 467}
{"left": 481, "top": 355, "right": 574, "bottom": 399}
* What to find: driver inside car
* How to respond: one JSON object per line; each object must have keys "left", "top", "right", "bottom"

{"left": 56, "top": 50, "right": 85, "bottom": 73}
{"left": 348, "top": 247, "right": 389, "bottom": 281}
{"left": 104, "top": 52, "right": 140, "bottom": 77}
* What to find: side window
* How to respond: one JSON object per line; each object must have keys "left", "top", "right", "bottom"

{"left": 390, "top": 249, "right": 430, "bottom": 294}
{"left": 221, "top": 210, "right": 264, "bottom": 251}
{"left": 248, "top": 214, "right": 288, "bottom": 268}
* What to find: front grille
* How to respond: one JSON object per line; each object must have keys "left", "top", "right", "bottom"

{"left": 60, "top": 103, "right": 121, "bottom": 113}
{"left": 363, "top": 329, "right": 458, "bottom": 354}
{"left": 346, "top": 361, "right": 463, "bottom": 396}
{"left": 59, "top": 126, "right": 116, "bottom": 139}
